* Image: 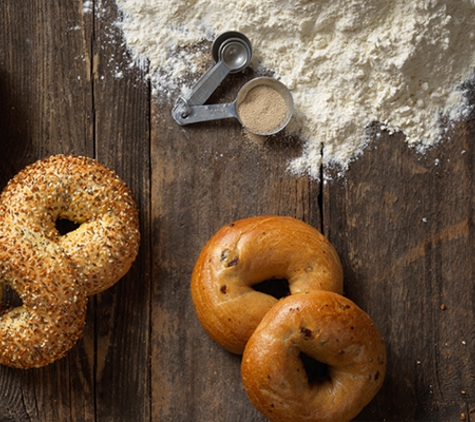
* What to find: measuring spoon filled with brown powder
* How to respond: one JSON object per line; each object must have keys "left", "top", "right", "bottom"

{"left": 237, "top": 78, "right": 290, "bottom": 134}
{"left": 173, "top": 76, "right": 293, "bottom": 136}
{"left": 236, "top": 77, "right": 293, "bottom": 135}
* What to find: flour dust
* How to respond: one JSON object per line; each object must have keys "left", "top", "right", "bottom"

{"left": 114, "top": 0, "right": 475, "bottom": 179}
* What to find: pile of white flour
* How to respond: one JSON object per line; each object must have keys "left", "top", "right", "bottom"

{"left": 115, "top": 0, "right": 475, "bottom": 178}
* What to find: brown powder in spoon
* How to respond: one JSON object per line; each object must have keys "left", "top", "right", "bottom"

{"left": 238, "top": 85, "right": 287, "bottom": 134}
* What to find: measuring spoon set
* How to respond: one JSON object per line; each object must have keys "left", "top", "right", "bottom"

{"left": 172, "top": 31, "right": 294, "bottom": 136}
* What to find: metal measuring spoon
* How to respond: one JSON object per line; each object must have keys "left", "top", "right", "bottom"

{"left": 173, "top": 76, "right": 294, "bottom": 136}
{"left": 172, "top": 31, "right": 252, "bottom": 119}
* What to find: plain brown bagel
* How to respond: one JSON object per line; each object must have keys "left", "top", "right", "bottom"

{"left": 191, "top": 216, "right": 344, "bottom": 354}
{"left": 241, "top": 290, "right": 386, "bottom": 422}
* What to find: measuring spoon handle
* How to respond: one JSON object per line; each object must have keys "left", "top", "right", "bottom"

{"left": 172, "top": 102, "right": 237, "bottom": 126}
{"left": 182, "top": 60, "right": 231, "bottom": 107}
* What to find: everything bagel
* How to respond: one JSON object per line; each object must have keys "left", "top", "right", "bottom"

{"left": 0, "top": 213, "right": 87, "bottom": 368}
{"left": 1, "top": 155, "right": 140, "bottom": 296}
{"left": 191, "top": 216, "right": 343, "bottom": 354}
{"left": 241, "top": 290, "right": 386, "bottom": 422}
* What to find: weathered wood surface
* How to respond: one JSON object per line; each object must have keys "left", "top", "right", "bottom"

{"left": 0, "top": 1, "right": 474, "bottom": 421}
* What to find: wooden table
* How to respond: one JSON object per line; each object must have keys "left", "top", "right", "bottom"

{"left": 1, "top": 1, "right": 474, "bottom": 421}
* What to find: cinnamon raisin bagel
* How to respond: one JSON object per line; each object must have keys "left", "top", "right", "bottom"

{"left": 191, "top": 216, "right": 343, "bottom": 354}
{"left": 0, "top": 213, "right": 87, "bottom": 368}
{"left": 1, "top": 155, "right": 140, "bottom": 296}
{"left": 241, "top": 290, "right": 386, "bottom": 422}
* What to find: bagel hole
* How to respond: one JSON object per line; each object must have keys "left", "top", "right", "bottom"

{"left": 1, "top": 283, "right": 22, "bottom": 312}
{"left": 252, "top": 278, "right": 290, "bottom": 300}
{"left": 56, "top": 218, "right": 80, "bottom": 235}
{"left": 299, "top": 352, "right": 330, "bottom": 385}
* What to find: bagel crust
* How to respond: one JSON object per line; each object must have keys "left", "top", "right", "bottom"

{"left": 0, "top": 215, "right": 87, "bottom": 368}
{"left": 191, "top": 216, "right": 343, "bottom": 354}
{"left": 1, "top": 155, "right": 140, "bottom": 296}
{"left": 241, "top": 290, "right": 386, "bottom": 422}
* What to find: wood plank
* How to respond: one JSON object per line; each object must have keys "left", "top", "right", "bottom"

{"left": 92, "top": 0, "right": 151, "bottom": 421}
{"left": 0, "top": 1, "right": 151, "bottom": 421}
{"left": 0, "top": 0, "right": 95, "bottom": 175}
{"left": 324, "top": 94, "right": 475, "bottom": 421}
{"left": 0, "top": 1, "right": 95, "bottom": 420}
{"left": 150, "top": 67, "right": 322, "bottom": 421}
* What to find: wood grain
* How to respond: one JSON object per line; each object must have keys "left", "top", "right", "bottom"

{"left": 0, "top": 1, "right": 474, "bottom": 421}
{"left": 325, "top": 111, "right": 475, "bottom": 420}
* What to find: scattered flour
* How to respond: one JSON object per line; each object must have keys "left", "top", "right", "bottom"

{"left": 83, "top": 0, "right": 93, "bottom": 14}
{"left": 115, "top": 0, "right": 475, "bottom": 178}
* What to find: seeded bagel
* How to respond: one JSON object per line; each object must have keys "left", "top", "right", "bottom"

{"left": 0, "top": 213, "right": 87, "bottom": 368}
{"left": 1, "top": 155, "right": 140, "bottom": 296}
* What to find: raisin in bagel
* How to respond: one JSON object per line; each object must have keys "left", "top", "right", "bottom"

{"left": 1, "top": 155, "right": 140, "bottom": 295}
{"left": 241, "top": 290, "right": 386, "bottom": 422}
{"left": 191, "top": 216, "right": 343, "bottom": 354}
{"left": 0, "top": 213, "right": 87, "bottom": 368}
